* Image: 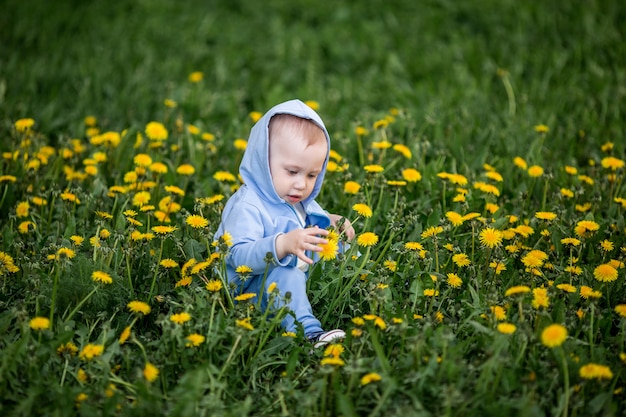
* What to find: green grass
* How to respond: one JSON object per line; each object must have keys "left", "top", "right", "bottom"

{"left": 1, "top": 0, "right": 626, "bottom": 416}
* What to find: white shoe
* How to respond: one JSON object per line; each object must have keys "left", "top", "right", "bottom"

{"left": 312, "top": 329, "right": 346, "bottom": 348}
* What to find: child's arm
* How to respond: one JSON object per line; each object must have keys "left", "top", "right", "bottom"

{"left": 328, "top": 214, "right": 355, "bottom": 241}
{"left": 275, "top": 226, "right": 329, "bottom": 265}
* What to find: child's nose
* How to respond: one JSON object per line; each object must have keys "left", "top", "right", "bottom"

{"left": 294, "top": 176, "right": 305, "bottom": 190}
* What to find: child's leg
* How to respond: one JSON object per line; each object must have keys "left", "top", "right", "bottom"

{"left": 246, "top": 266, "right": 323, "bottom": 336}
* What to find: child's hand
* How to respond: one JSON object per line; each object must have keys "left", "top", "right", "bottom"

{"left": 276, "top": 226, "right": 329, "bottom": 265}
{"left": 328, "top": 214, "right": 355, "bottom": 241}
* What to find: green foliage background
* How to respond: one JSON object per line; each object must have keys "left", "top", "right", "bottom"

{"left": 1, "top": 1, "right": 626, "bottom": 416}
{"left": 2, "top": 0, "right": 624, "bottom": 163}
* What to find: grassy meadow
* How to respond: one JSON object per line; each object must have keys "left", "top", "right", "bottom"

{"left": 1, "top": 0, "right": 626, "bottom": 416}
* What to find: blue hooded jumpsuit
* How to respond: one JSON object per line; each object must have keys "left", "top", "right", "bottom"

{"left": 215, "top": 99, "right": 332, "bottom": 337}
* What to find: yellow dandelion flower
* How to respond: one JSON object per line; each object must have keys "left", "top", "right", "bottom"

{"left": 236, "top": 317, "right": 254, "bottom": 331}
{"left": 490, "top": 261, "right": 507, "bottom": 275}
{"left": 364, "top": 164, "right": 384, "bottom": 173}
{"left": 574, "top": 220, "right": 599, "bottom": 237}
{"left": 16, "top": 201, "right": 29, "bottom": 218}
{"left": 505, "top": 285, "right": 531, "bottom": 297}
{"left": 445, "top": 211, "right": 464, "bottom": 227}
{"left": 15, "top": 118, "right": 35, "bottom": 132}
{"left": 133, "top": 153, "right": 152, "bottom": 167}
{"left": 213, "top": 171, "right": 237, "bottom": 182}
{"left": 321, "top": 357, "right": 345, "bottom": 367}
{"left": 357, "top": 232, "right": 379, "bottom": 247}
{"left": 479, "top": 227, "right": 503, "bottom": 248}
{"left": 354, "top": 126, "right": 369, "bottom": 136}
{"left": 159, "top": 259, "right": 178, "bottom": 268}
{"left": 490, "top": 305, "right": 507, "bottom": 320}
{"left": 235, "top": 265, "right": 253, "bottom": 275}
{"left": 446, "top": 273, "right": 463, "bottom": 288}
{"left": 534, "top": 124, "right": 549, "bottom": 133}
{"left": 0, "top": 175, "right": 17, "bottom": 183}
{"left": 119, "top": 326, "right": 131, "bottom": 345}
{"left": 361, "top": 372, "right": 382, "bottom": 385}
{"left": 579, "top": 285, "right": 601, "bottom": 299}
{"left": 452, "top": 253, "right": 471, "bottom": 267}
{"left": 304, "top": 100, "right": 320, "bottom": 110}
{"left": 145, "top": 121, "right": 168, "bottom": 141}
{"left": 188, "top": 71, "right": 203, "bottom": 82}
{"left": 92, "top": 270, "right": 113, "bottom": 285}
{"left": 600, "top": 239, "right": 614, "bottom": 252}
{"left": 535, "top": 211, "right": 557, "bottom": 221}
{"left": 127, "top": 300, "right": 151, "bottom": 315}
{"left": 152, "top": 225, "right": 177, "bottom": 235}
{"left": 532, "top": 287, "right": 550, "bottom": 309}
{"left": 57, "top": 342, "right": 78, "bottom": 356}
{"left": 176, "top": 164, "right": 196, "bottom": 175}
{"left": 593, "top": 263, "right": 618, "bottom": 283}
{"left": 393, "top": 144, "right": 412, "bottom": 158}
{"left": 185, "top": 333, "right": 206, "bottom": 347}
{"left": 185, "top": 214, "right": 209, "bottom": 229}
{"left": 402, "top": 168, "right": 422, "bottom": 182}
{"left": 613, "top": 305, "right": 626, "bottom": 318}
{"left": 579, "top": 363, "right": 613, "bottom": 380}
{"left": 205, "top": 279, "right": 223, "bottom": 292}
{"left": 421, "top": 226, "right": 444, "bottom": 239}
{"left": 541, "top": 324, "right": 567, "bottom": 348}
{"left": 344, "top": 181, "right": 361, "bottom": 194}
{"left": 79, "top": 344, "right": 104, "bottom": 361}
{"left": 324, "top": 343, "right": 344, "bottom": 358}
{"left": 170, "top": 312, "right": 191, "bottom": 324}
{"left": 234, "top": 293, "right": 256, "bottom": 302}
{"left": 384, "top": 260, "right": 397, "bottom": 272}
{"left": 556, "top": 283, "right": 576, "bottom": 293}
{"left": 143, "top": 362, "right": 159, "bottom": 382}
{"left": 249, "top": 111, "right": 263, "bottom": 123}
{"left": 29, "top": 316, "right": 50, "bottom": 331}
{"left": 601, "top": 156, "right": 625, "bottom": 170}
{"left": 352, "top": 203, "right": 373, "bottom": 218}
{"left": 56, "top": 247, "right": 76, "bottom": 259}
{"left": 405, "top": 242, "right": 424, "bottom": 251}
{"left": 561, "top": 237, "right": 581, "bottom": 246}
{"left": 527, "top": 165, "right": 544, "bottom": 177}
{"left": 60, "top": 191, "right": 81, "bottom": 204}
{"left": 497, "top": 323, "right": 516, "bottom": 334}
{"left": 319, "top": 239, "right": 339, "bottom": 261}
{"left": 513, "top": 156, "right": 528, "bottom": 169}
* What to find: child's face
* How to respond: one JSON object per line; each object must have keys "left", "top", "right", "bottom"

{"left": 269, "top": 124, "right": 327, "bottom": 205}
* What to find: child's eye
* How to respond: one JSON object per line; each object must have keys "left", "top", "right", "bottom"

{"left": 308, "top": 173, "right": 317, "bottom": 179}
{"left": 288, "top": 170, "right": 297, "bottom": 175}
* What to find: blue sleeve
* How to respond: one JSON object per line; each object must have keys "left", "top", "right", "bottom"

{"left": 221, "top": 201, "right": 296, "bottom": 273}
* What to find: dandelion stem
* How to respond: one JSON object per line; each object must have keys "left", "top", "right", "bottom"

{"left": 589, "top": 303, "right": 595, "bottom": 358}
{"left": 65, "top": 286, "right": 98, "bottom": 322}
{"left": 356, "top": 134, "right": 365, "bottom": 167}
{"left": 559, "top": 348, "right": 570, "bottom": 417}
{"left": 500, "top": 71, "right": 516, "bottom": 116}
{"left": 218, "top": 334, "right": 241, "bottom": 381}
{"left": 208, "top": 297, "right": 217, "bottom": 336}
{"left": 148, "top": 238, "right": 164, "bottom": 300}
{"left": 49, "top": 265, "right": 60, "bottom": 327}
{"left": 125, "top": 250, "right": 134, "bottom": 297}
{"left": 322, "top": 247, "right": 371, "bottom": 324}
{"left": 369, "top": 325, "right": 391, "bottom": 374}
{"left": 60, "top": 358, "right": 68, "bottom": 387}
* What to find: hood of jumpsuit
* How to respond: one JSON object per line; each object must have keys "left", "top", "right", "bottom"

{"left": 239, "top": 99, "right": 331, "bottom": 209}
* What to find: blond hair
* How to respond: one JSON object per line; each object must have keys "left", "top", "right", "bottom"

{"left": 268, "top": 114, "right": 326, "bottom": 147}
